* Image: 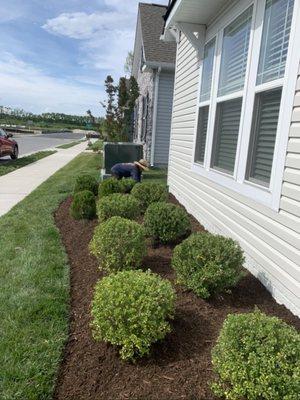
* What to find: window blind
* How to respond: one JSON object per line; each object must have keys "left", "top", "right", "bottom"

{"left": 248, "top": 88, "right": 282, "bottom": 185}
{"left": 200, "top": 39, "right": 215, "bottom": 102}
{"left": 195, "top": 106, "right": 209, "bottom": 164}
{"left": 212, "top": 98, "right": 242, "bottom": 173}
{"left": 218, "top": 6, "right": 253, "bottom": 97}
{"left": 257, "top": 0, "right": 294, "bottom": 85}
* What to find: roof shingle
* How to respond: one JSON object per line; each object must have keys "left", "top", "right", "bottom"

{"left": 139, "top": 3, "right": 176, "bottom": 65}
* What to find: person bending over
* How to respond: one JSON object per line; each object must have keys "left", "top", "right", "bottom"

{"left": 111, "top": 159, "right": 149, "bottom": 183}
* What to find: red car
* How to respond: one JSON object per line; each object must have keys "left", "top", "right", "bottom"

{"left": 0, "top": 128, "right": 18, "bottom": 159}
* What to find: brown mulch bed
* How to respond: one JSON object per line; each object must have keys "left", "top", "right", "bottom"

{"left": 53, "top": 195, "right": 300, "bottom": 400}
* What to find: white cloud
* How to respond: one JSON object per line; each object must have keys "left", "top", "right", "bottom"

{"left": 43, "top": 11, "right": 134, "bottom": 39}
{"left": 42, "top": 0, "right": 168, "bottom": 76}
{"left": 0, "top": 53, "right": 103, "bottom": 115}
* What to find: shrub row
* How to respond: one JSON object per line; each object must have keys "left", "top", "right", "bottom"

{"left": 71, "top": 175, "right": 300, "bottom": 399}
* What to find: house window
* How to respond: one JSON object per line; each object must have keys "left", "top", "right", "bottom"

{"left": 247, "top": 88, "right": 282, "bottom": 185}
{"left": 192, "top": 0, "right": 296, "bottom": 209}
{"left": 195, "top": 106, "right": 209, "bottom": 164}
{"left": 246, "top": 0, "right": 294, "bottom": 186}
{"left": 212, "top": 98, "right": 243, "bottom": 173}
{"left": 195, "top": 38, "right": 215, "bottom": 164}
{"left": 211, "top": 6, "right": 253, "bottom": 175}
{"left": 218, "top": 7, "right": 253, "bottom": 97}
{"left": 200, "top": 39, "right": 215, "bottom": 102}
{"left": 257, "top": 0, "right": 294, "bottom": 85}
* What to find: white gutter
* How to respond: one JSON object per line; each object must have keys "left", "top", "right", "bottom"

{"left": 150, "top": 67, "right": 161, "bottom": 166}
{"left": 142, "top": 61, "right": 175, "bottom": 72}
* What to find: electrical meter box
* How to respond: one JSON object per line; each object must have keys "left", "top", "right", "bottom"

{"left": 101, "top": 142, "right": 143, "bottom": 180}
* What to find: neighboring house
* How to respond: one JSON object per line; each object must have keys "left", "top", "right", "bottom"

{"left": 132, "top": 3, "right": 176, "bottom": 166}
{"left": 162, "top": 0, "right": 300, "bottom": 316}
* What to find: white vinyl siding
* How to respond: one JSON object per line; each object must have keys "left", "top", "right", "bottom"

{"left": 168, "top": 21, "right": 300, "bottom": 318}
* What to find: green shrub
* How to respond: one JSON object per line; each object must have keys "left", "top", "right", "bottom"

{"left": 96, "top": 193, "right": 140, "bottom": 222}
{"left": 99, "top": 178, "right": 136, "bottom": 197}
{"left": 211, "top": 310, "right": 300, "bottom": 400}
{"left": 89, "top": 217, "right": 146, "bottom": 273}
{"left": 70, "top": 190, "right": 96, "bottom": 220}
{"left": 144, "top": 202, "right": 191, "bottom": 244}
{"left": 91, "top": 270, "right": 176, "bottom": 361}
{"left": 172, "top": 233, "right": 244, "bottom": 298}
{"left": 89, "top": 140, "right": 103, "bottom": 152}
{"left": 119, "top": 178, "right": 137, "bottom": 193}
{"left": 74, "top": 174, "right": 98, "bottom": 196}
{"left": 131, "top": 182, "right": 168, "bottom": 212}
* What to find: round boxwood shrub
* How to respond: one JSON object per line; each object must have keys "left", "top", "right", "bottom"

{"left": 70, "top": 190, "right": 96, "bottom": 220}
{"left": 119, "top": 178, "right": 137, "bottom": 193}
{"left": 172, "top": 232, "right": 244, "bottom": 299}
{"left": 131, "top": 182, "right": 168, "bottom": 212}
{"left": 211, "top": 310, "right": 300, "bottom": 400}
{"left": 89, "top": 216, "right": 146, "bottom": 273}
{"left": 144, "top": 202, "right": 191, "bottom": 244}
{"left": 96, "top": 193, "right": 140, "bottom": 222}
{"left": 99, "top": 178, "right": 137, "bottom": 197}
{"left": 91, "top": 270, "right": 176, "bottom": 361}
{"left": 74, "top": 174, "right": 98, "bottom": 196}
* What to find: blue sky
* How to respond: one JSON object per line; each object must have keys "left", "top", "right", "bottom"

{"left": 0, "top": 0, "right": 167, "bottom": 116}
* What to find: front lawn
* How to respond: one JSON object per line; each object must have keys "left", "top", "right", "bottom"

{"left": 56, "top": 141, "right": 83, "bottom": 149}
{"left": 0, "top": 153, "right": 101, "bottom": 400}
{"left": 0, "top": 150, "right": 56, "bottom": 177}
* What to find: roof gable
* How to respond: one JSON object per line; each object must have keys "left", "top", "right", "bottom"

{"left": 138, "top": 3, "right": 176, "bottom": 65}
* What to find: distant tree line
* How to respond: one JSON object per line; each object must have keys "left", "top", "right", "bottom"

{"left": 0, "top": 106, "right": 104, "bottom": 130}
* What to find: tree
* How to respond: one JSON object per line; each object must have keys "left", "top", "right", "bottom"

{"left": 124, "top": 51, "right": 134, "bottom": 75}
{"left": 123, "top": 76, "right": 139, "bottom": 141}
{"left": 101, "top": 74, "right": 140, "bottom": 142}
{"left": 101, "top": 75, "right": 119, "bottom": 141}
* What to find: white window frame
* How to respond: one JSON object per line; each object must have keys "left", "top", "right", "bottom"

{"left": 191, "top": 0, "right": 300, "bottom": 211}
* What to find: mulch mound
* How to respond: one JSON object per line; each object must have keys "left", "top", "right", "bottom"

{"left": 53, "top": 195, "right": 300, "bottom": 400}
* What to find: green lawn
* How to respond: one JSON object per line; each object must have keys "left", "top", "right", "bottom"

{"left": 0, "top": 151, "right": 57, "bottom": 177}
{"left": 56, "top": 140, "right": 83, "bottom": 149}
{"left": 143, "top": 167, "right": 168, "bottom": 184}
{"left": 0, "top": 153, "right": 101, "bottom": 400}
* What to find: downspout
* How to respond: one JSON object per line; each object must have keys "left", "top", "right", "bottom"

{"left": 150, "top": 67, "right": 161, "bottom": 166}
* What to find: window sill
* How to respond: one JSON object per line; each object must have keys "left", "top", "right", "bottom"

{"left": 191, "top": 163, "right": 277, "bottom": 211}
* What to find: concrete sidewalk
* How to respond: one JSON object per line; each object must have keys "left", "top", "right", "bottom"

{"left": 0, "top": 141, "right": 87, "bottom": 217}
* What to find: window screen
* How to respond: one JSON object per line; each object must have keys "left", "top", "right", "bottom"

{"left": 200, "top": 39, "right": 216, "bottom": 102}
{"left": 212, "top": 98, "right": 243, "bottom": 174}
{"left": 218, "top": 6, "right": 253, "bottom": 97}
{"left": 247, "top": 88, "right": 282, "bottom": 185}
{"left": 257, "top": 0, "right": 294, "bottom": 85}
{"left": 195, "top": 106, "right": 209, "bottom": 164}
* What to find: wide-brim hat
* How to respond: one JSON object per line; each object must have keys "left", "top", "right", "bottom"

{"left": 134, "top": 159, "right": 150, "bottom": 171}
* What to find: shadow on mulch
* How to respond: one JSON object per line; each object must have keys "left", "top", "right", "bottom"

{"left": 53, "top": 195, "right": 300, "bottom": 400}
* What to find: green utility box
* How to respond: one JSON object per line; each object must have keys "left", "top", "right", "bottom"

{"left": 101, "top": 142, "right": 143, "bottom": 180}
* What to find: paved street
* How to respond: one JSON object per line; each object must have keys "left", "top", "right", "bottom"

{"left": 9, "top": 131, "right": 86, "bottom": 156}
